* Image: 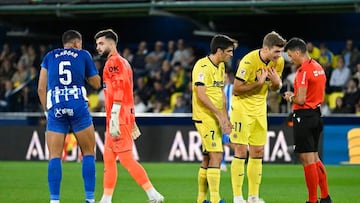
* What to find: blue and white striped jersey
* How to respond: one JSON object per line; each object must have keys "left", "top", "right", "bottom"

{"left": 41, "top": 48, "right": 99, "bottom": 110}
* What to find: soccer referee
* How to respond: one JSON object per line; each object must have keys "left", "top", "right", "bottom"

{"left": 284, "top": 37, "right": 332, "bottom": 203}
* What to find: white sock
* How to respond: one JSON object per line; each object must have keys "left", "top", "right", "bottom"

{"left": 50, "top": 200, "right": 59, "bottom": 203}
{"left": 248, "top": 195, "right": 259, "bottom": 201}
{"left": 146, "top": 187, "right": 156, "bottom": 199}
{"left": 234, "top": 196, "right": 245, "bottom": 202}
{"left": 99, "top": 195, "right": 112, "bottom": 203}
{"left": 146, "top": 187, "right": 162, "bottom": 200}
{"left": 86, "top": 199, "right": 95, "bottom": 203}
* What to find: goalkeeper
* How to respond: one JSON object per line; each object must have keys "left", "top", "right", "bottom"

{"left": 94, "top": 29, "right": 164, "bottom": 203}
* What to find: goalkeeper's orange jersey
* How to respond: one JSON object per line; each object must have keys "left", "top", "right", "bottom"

{"left": 103, "top": 52, "right": 135, "bottom": 127}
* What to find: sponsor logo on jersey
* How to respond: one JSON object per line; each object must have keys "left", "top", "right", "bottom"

{"left": 109, "top": 66, "right": 119, "bottom": 72}
{"left": 213, "top": 80, "right": 224, "bottom": 87}
{"left": 313, "top": 69, "right": 325, "bottom": 76}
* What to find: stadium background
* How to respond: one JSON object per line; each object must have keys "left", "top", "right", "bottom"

{"left": 2, "top": 0, "right": 360, "bottom": 59}
{"left": 0, "top": 0, "right": 360, "bottom": 165}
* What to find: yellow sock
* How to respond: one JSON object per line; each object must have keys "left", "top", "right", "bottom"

{"left": 247, "top": 158, "right": 263, "bottom": 197}
{"left": 197, "top": 167, "right": 208, "bottom": 203}
{"left": 231, "top": 157, "right": 245, "bottom": 197}
{"left": 207, "top": 168, "right": 221, "bottom": 203}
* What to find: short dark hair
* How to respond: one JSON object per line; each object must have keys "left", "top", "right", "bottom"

{"left": 94, "top": 29, "right": 118, "bottom": 44}
{"left": 62, "top": 30, "right": 82, "bottom": 45}
{"left": 210, "top": 34, "right": 237, "bottom": 54}
{"left": 284, "top": 37, "right": 307, "bottom": 53}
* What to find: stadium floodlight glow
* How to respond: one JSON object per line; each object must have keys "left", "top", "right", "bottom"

{"left": 6, "top": 28, "right": 57, "bottom": 39}
{"left": 148, "top": 7, "right": 177, "bottom": 17}
{"left": 193, "top": 30, "right": 218, "bottom": 37}
{"left": 6, "top": 29, "right": 29, "bottom": 37}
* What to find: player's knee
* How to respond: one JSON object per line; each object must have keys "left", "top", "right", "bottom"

{"left": 118, "top": 153, "right": 136, "bottom": 168}
{"left": 79, "top": 146, "right": 95, "bottom": 156}
{"left": 249, "top": 149, "right": 264, "bottom": 158}
{"left": 103, "top": 149, "right": 117, "bottom": 163}
{"left": 233, "top": 144, "right": 248, "bottom": 158}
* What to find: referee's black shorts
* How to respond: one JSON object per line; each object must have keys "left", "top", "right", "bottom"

{"left": 292, "top": 107, "right": 323, "bottom": 153}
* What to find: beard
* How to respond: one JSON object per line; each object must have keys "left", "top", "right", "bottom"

{"left": 99, "top": 49, "right": 110, "bottom": 58}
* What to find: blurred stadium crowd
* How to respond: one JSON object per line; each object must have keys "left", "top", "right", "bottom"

{"left": 1, "top": 38, "right": 360, "bottom": 115}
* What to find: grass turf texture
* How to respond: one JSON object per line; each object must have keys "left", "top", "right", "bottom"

{"left": 0, "top": 162, "right": 359, "bottom": 203}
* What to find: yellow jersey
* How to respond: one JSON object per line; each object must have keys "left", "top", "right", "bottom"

{"left": 232, "top": 49, "right": 284, "bottom": 116}
{"left": 192, "top": 56, "right": 225, "bottom": 121}
{"left": 308, "top": 46, "right": 321, "bottom": 61}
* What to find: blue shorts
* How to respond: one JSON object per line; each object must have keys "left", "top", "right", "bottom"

{"left": 47, "top": 100, "right": 93, "bottom": 134}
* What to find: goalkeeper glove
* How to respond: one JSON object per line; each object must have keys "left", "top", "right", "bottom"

{"left": 132, "top": 122, "right": 141, "bottom": 140}
{"left": 109, "top": 103, "right": 121, "bottom": 137}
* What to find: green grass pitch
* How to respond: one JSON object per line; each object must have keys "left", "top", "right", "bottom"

{"left": 0, "top": 161, "right": 359, "bottom": 203}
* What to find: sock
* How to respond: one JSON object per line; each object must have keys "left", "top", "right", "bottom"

{"left": 207, "top": 167, "right": 221, "bottom": 203}
{"left": 221, "top": 150, "right": 226, "bottom": 166}
{"left": 304, "top": 163, "right": 319, "bottom": 202}
{"left": 118, "top": 150, "right": 150, "bottom": 187}
{"left": 233, "top": 196, "right": 245, "bottom": 202}
{"left": 247, "top": 158, "right": 263, "bottom": 198}
{"left": 145, "top": 187, "right": 162, "bottom": 200}
{"left": 197, "top": 167, "right": 208, "bottom": 203}
{"left": 103, "top": 147, "right": 117, "bottom": 196}
{"left": 99, "top": 194, "right": 112, "bottom": 203}
{"left": 248, "top": 195, "right": 260, "bottom": 202}
{"left": 82, "top": 155, "right": 96, "bottom": 201}
{"left": 231, "top": 157, "right": 245, "bottom": 197}
{"left": 50, "top": 200, "right": 60, "bottom": 203}
{"left": 316, "top": 161, "right": 329, "bottom": 198}
{"left": 48, "top": 158, "right": 62, "bottom": 201}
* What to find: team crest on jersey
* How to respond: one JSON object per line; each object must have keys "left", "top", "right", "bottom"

{"left": 233, "top": 133, "right": 238, "bottom": 139}
{"left": 198, "top": 72, "right": 205, "bottom": 81}
{"left": 212, "top": 142, "right": 216, "bottom": 147}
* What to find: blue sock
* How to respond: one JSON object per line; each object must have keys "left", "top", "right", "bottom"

{"left": 221, "top": 134, "right": 230, "bottom": 165}
{"left": 48, "top": 158, "right": 62, "bottom": 200}
{"left": 82, "top": 155, "right": 96, "bottom": 200}
{"left": 221, "top": 152, "right": 226, "bottom": 165}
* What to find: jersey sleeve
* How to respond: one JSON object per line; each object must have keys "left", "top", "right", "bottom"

{"left": 193, "top": 64, "right": 212, "bottom": 86}
{"left": 296, "top": 68, "right": 309, "bottom": 88}
{"left": 192, "top": 62, "right": 203, "bottom": 85}
{"left": 40, "top": 51, "right": 52, "bottom": 70}
{"left": 83, "top": 50, "right": 99, "bottom": 77}
{"left": 236, "top": 56, "right": 251, "bottom": 82}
